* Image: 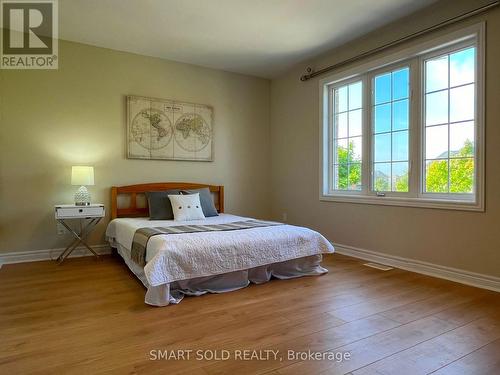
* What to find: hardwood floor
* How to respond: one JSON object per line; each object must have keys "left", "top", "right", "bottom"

{"left": 1, "top": 253, "right": 499, "bottom": 374}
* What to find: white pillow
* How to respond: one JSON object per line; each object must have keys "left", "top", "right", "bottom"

{"left": 168, "top": 193, "right": 206, "bottom": 221}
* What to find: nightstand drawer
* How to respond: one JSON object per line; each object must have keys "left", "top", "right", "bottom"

{"left": 55, "top": 205, "right": 105, "bottom": 219}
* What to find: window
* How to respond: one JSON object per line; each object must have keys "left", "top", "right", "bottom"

{"left": 320, "top": 24, "right": 484, "bottom": 210}
{"left": 424, "top": 47, "right": 476, "bottom": 195}
{"left": 332, "top": 81, "right": 363, "bottom": 191}
{"left": 372, "top": 67, "right": 410, "bottom": 193}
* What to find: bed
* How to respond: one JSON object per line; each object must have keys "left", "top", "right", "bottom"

{"left": 105, "top": 183, "right": 334, "bottom": 306}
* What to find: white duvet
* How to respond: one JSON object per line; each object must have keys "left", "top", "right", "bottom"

{"left": 105, "top": 214, "right": 334, "bottom": 288}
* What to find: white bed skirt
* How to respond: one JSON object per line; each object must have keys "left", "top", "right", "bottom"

{"left": 113, "top": 243, "right": 328, "bottom": 306}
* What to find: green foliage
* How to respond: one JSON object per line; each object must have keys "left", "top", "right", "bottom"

{"left": 373, "top": 172, "right": 407, "bottom": 192}
{"left": 374, "top": 176, "right": 389, "bottom": 192}
{"left": 426, "top": 160, "right": 448, "bottom": 192}
{"left": 337, "top": 141, "right": 361, "bottom": 190}
{"left": 394, "top": 173, "right": 409, "bottom": 192}
{"left": 426, "top": 140, "right": 474, "bottom": 193}
{"left": 450, "top": 158, "right": 474, "bottom": 193}
{"left": 348, "top": 163, "right": 361, "bottom": 189}
{"left": 450, "top": 140, "right": 474, "bottom": 193}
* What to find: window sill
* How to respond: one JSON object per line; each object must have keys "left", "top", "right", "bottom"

{"left": 320, "top": 193, "right": 484, "bottom": 212}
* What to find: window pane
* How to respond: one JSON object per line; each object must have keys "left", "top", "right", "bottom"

{"left": 450, "top": 84, "right": 474, "bottom": 123}
{"left": 426, "top": 160, "right": 449, "bottom": 193}
{"left": 426, "top": 56, "right": 448, "bottom": 92}
{"left": 335, "top": 138, "right": 348, "bottom": 163}
{"left": 392, "top": 162, "right": 409, "bottom": 192}
{"left": 374, "top": 73, "right": 391, "bottom": 104}
{"left": 332, "top": 81, "right": 363, "bottom": 192}
{"left": 426, "top": 90, "right": 448, "bottom": 125}
{"left": 374, "top": 104, "right": 391, "bottom": 134}
{"left": 374, "top": 133, "right": 391, "bottom": 162}
{"left": 426, "top": 125, "right": 448, "bottom": 159}
{"left": 336, "top": 86, "right": 348, "bottom": 113}
{"left": 392, "top": 131, "right": 408, "bottom": 161}
{"left": 392, "top": 99, "right": 408, "bottom": 131}
{"left": 450, "top": 48, "right": 475, "bottom": 87}
{"left": 371, "top": 66, "right": 411, "bottom": 194}
{"left": 349, "top": 137, "right": 362, "bottom": 162}
{"left": 336, "top": 113, "right": 348, "bottom": 138}
{"left": 423, "top": 47, "right": 476, "bottom": 198}
{"left": 393, "top": 68, "right": 409, "bottom": 100}
{"left": 348, "top": 163, "right": 362, "bottom": 190}
{"left": 334, "top": 164, "right": 348, "bottom": 190}
{"left": 374, "top": 163, "right": 391, "bottom": 191}
{"left": 349, "top": 109, "right": 362, "bottom": 137}
{"left": 349, "top": 82, "right": 362, "bottom": 110}
{"left": 450, "top": 121, "right": 474, "bottom": 158}
{"left": 450, "top": 158, "right": 474, "bottom": 193}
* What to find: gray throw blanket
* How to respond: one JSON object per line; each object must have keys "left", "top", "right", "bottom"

{"left": 131, "top": 220, "right": 282, "bottom": 266}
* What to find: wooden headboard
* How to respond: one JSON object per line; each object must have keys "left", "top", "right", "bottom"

{"left": 110, "top": 182, "right": 224, "bottom": 219}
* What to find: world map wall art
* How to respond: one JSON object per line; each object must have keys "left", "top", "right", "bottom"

{"left": 126, "top": 95, "right": 214, "bottom": 161}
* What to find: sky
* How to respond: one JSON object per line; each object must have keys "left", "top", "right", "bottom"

{"left": 424, "top": 47, "right": 475, "bottom": 160}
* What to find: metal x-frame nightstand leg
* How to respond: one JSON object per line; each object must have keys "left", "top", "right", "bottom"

{"left": 56, "top": 217, "right": 102, "bottom": 263}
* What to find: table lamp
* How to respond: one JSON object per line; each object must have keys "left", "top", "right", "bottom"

{"left": 71, "top": 166, "right": 94, "bottom": 206}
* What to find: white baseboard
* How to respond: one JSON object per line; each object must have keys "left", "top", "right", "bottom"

{"left": 2, "top": 242, "right": 498, "bottom": 293}
{"left": 333, "top": 242, "right": 500, "bottom": 293}
{"left": 0, "top": 244, "right": 112, "bottom": 266}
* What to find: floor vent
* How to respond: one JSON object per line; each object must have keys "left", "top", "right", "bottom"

{"left": 363, "top": 262, "right": 394, "bottom": 271}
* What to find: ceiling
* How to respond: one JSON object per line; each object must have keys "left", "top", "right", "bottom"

{"left": 59, "top": 0, "right": 437, "bottom": 78}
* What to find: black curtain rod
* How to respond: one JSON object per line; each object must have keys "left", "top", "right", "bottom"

{"left": 300, "top": 1, "right": 499, "bottom": 81}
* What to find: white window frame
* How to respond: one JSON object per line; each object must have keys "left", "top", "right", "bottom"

{"left": 368, "top": 61, "right": 415, "bottom": 198}
{"left": 327, "top": 77, "right": 368, "bottom": 196}
{"left": 319, "top": 23, "right": 484, "bottom": 211}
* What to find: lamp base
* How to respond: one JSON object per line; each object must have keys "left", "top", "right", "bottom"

{"left": 75, "top": 186, "right": 91, "bottom": 206}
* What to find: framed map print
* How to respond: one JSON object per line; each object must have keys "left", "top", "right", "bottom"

{"left": 126, "top": 95, "right": 214, "bottom": 161}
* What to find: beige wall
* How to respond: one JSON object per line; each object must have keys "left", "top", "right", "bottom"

{"left": 0, "top": 40, "right": 271, "bottom": 253}
{"left": 270, "top": 0, "right": 500, "bottom": 277}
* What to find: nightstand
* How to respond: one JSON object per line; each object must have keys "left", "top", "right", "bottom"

{"left": 54, "top": 204, "right": 105, "bottom": 263}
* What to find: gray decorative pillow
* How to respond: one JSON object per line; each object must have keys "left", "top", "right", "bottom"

{"left": 146, "top": 190, "right": 180, "bottom": 220}
{"left": 180, "top": 187, "right": 219, "bottom": 217}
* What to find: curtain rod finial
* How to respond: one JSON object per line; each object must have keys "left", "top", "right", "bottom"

{"left": 300, "top": 66, "right": 313, "bottom": 81}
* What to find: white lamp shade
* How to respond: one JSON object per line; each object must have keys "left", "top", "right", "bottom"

{"left": 71, "top": 166, "right": 94, "bottom": 186}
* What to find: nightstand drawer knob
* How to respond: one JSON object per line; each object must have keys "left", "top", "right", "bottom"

{"left": 79, "top": 209, "right": 83, "bottom": 213}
